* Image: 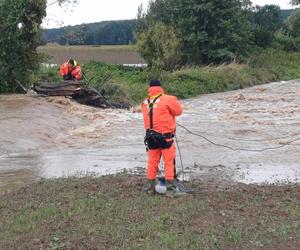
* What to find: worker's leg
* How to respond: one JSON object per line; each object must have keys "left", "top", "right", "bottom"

{"left": 161, "top": 144, "right": 176, "bottom": 181}
{"left": 162, "top": 145, "right": 187, "bottom": 197}
{"left": 147, "top": 149, "right": 161, "bottom": 180}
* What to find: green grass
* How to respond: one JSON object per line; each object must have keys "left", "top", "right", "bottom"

{"left": 0, "top": 174, "right": 299, "bottom": 249}
{"left": 36, "top": 49, "right": 300, "bottom": 105}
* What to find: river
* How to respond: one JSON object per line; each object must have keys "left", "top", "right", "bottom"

{"left": 0, "top": 80, "right": 299, "bottom": 193}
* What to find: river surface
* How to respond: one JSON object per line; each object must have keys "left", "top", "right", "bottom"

{"left": 0, "top": 80, "right": 300, "bottom": 193}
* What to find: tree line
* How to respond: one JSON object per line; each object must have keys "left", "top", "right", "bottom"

{"left": 136, "top": 1, "right": 300, "bottom": 69}
{"left": 42, "top": 8, "right": 295, "bottom": 48}
{"left": 42, "top": 20, "right": 137, "bottom": 45}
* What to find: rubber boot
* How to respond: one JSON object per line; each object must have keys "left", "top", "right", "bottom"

{"left": 166, "top": 179, "right": 187, "bottom": 197}
{"left": 144, "top": 179, "right": 156, "bottom": 195}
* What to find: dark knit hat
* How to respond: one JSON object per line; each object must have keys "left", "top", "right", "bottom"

{"left": 149, "top": 79, "right": 161, "bottom": 87}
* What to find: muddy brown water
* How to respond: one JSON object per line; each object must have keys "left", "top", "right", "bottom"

{"left": 0, "top": 80, "right": 300, "bottom": 193}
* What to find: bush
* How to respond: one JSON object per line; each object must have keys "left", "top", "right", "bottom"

{"left": 273, "top": 33, "right": 300, "bottom": 52}
{"left": 137, "top": 22, "right": 182, "bottom": 70}
{"left": 0, "top": 0, "right": 46, "bottom": 93}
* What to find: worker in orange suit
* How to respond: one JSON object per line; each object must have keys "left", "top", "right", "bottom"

{"left": 141, "top": 79, "right": 185, "bottom": 196}
{"left": 59, "top": 59, "right": 82, "bottom": 81}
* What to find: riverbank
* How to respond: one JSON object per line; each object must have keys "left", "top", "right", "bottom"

{"left": 37, "top": 49, "right": 300, "bottom": 104}
{"left": 0, "top": 174, "right": 299, "bottom": 249}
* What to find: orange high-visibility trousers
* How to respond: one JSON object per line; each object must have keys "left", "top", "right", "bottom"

{"left": 147, "top": 144, "right": 176, "bottom": 181}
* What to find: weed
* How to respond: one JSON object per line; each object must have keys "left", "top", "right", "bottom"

{"left": 49, "top": 235, "right": 65, "bottom": 250}
{"left": 279, "top": 224, "right": 289, "bottom": 241}
{"left": 227, "top": 226, "right": 242, "bottom": 245}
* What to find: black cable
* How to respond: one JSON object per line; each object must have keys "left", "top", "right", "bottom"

{"left": 175, "top": 135, "right": 184, "bottom": 176}
{"left": 184, "top": 112, "right": 300, "bottom": 142}
{"left": 177, "top": 122, "right": 300, "bottom": 152}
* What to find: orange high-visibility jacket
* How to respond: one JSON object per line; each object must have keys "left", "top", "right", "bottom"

{"left": 141, "top": 86, "right": 182, "bottom": 134}
{"left": 59, "top": 63, "right": 82, "bottom": 80}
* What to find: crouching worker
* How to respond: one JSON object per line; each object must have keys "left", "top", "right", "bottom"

{"left": 141, "top": 79, "right": 186, "bottom": 196}
{"left": 59, "top": 59, "right": 82, "bottom": 81}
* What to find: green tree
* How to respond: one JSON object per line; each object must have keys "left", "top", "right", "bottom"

{"left": 137, "top": 22, "right": 182, "bottom": 69}
{"left": 290, "top": 0, "right": 300, "bottom": 5}
{"left": 253, "top": 5, "right": 282, "bottom": 48}
{"left": 0, "top": 0, "right": 78, "bottom": 93}
{"left": 285, "top": 9, "right": 300, "bottom": 37}
{"left": 273, "top": 9, "right": 300, "bottom": 52}
{"left": 0, "top": 0, "right": 47, "bottom": 92}
{"left": 137, "top": 0, "right": 253, "bottom": 68}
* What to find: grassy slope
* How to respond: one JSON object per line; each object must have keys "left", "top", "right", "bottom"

{"left": 38, "top": 49, "right": 300, "bottom": 105}
{"left": 80, "top": 50, "right": 300, "bottom": 104}
{"left": 0, "top": 175, "right": 299, "bottom": 249}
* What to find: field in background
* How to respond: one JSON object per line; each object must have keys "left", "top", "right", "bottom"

{"left": 38, "top": 44, "right": 144, "bottom": 65}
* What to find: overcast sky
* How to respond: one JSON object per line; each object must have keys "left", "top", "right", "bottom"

{"left": 44, "top": 0, "right": 296, "bottom": 29}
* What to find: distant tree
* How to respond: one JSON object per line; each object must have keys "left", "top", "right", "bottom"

{"left": 137, "top": 22, "right": 182, "bottom": 70}
{"left": 280, "top": 9, "right": 296, "bottom": 21}
{"left": 253, "top": 5, "right": 282, "bottom": 48}
{"left": 273, "top": 9, "right": 300, "bottom": 52}
{"left": 285, "top": 9, "right": 300, "bottom": 37}
{"left": 253, "top": 5, "right": 281, "bottom": 31}
{"left": 43, "top": 20, "right": 136, "bottom": 46}
{"left": 137, "top": 0, "right": 253, "bottom": 68}
{"left": 290, "top": 0, "right": 300, "bottom": 5}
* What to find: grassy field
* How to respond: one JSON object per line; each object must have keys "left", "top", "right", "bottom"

{"left": 38, "top": 44, "right": 144, "bottom": 65}
{"left": 0, "top": 174, "right": 299, "bottom": 249}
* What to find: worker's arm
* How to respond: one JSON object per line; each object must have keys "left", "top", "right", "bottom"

{"left": 168, "top": 96, "right": 182, "bottom": 117}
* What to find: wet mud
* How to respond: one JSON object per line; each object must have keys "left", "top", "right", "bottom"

{"left": 0, "top": 80, "right": 299, "bottom": 193}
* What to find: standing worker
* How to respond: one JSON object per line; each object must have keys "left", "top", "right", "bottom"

{"left": 59, "top": 59, "right": 82, "bottom": 81}
{"left": 142, "top": 79, "right": 185, "bottom": 196}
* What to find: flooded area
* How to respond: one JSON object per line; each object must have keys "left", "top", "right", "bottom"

{"left": 0, "top": 80, "right": 300, "bottom": 193}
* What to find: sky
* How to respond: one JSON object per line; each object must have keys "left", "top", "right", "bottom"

{"left": 44, "top": 0, "right": 296, "bottom": 29}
